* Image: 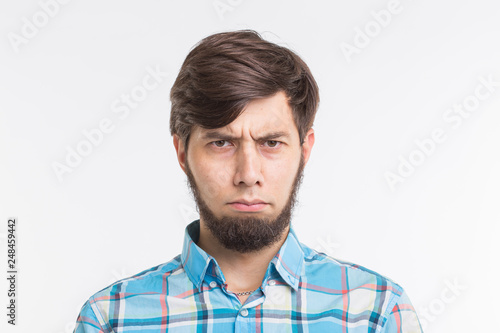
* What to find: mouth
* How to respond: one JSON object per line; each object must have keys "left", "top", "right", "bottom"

{"left": 228, "top": 200, "right": 269, "bottom": 212}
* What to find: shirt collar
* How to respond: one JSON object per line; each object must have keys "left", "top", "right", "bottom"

{"left": 270, "top": 227, "right": 305, "bottom": 290}
{"left": 180, "top": 220, "right": 216, "bottom": 290}
{"left": 181, "top": 219, "right": 305, "bottom": 291}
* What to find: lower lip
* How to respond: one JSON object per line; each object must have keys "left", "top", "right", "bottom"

{"left": 229, "top": 203, "right": 268, "bottom": 212}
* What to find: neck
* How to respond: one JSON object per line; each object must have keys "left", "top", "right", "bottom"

{"left": 197, "top": 219, "right": 289, "bottom": 294}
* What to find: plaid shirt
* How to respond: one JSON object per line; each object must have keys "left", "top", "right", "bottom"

{"left": 74, "top": 220, "right": 422, "bottom": 332}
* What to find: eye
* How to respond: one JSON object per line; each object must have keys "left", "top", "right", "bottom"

{"left": 210, "top": 140, "right": 281, "bottom": 149}
{"left": 211, "top": 140, "right": 230, "bottom": 148}
{"left": 265, "top": 140, "right": 281, "bottom": 148}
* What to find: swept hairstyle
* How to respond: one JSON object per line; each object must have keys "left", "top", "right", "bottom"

{"left": 169, "top": 30, "right": 320, "bottom": 151}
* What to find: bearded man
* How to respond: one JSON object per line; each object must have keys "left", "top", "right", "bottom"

{"left": 74, "top": 30, "right": 422, "bottom": 332}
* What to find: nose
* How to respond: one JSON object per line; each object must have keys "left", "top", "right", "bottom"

{"left": 233, "top": 144, "right": 262, "bottom": 187}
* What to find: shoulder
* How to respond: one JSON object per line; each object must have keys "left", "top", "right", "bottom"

{"left": 90, "top": 254, "right": 184, "bottom": 301}
{"left": 302, "top": 242, "right": 403, "bottom": 291}
{"left": 300, "top": 243, "right": 410, "bottom": 322}
{"left": 74, "top": 255, "right": 185, "bottom": 331}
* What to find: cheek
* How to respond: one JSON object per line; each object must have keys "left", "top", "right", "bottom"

{"left": 196, "top": 164, "right": 231, "bottom": 201}
{"left": 188, "top": 149, "right": 229, "bottom": 201}
{"left": 268, "top": 160, "right": 299, "bottom": 199}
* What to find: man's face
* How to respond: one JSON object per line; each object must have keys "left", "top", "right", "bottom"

{"left": 174, "top": 91, "right": 314, "bottom": 252}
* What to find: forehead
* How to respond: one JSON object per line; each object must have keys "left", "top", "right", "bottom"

{"left": 192, "top": 92, "right": 297, "bottom": 139}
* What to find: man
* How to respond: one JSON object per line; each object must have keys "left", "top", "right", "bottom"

{"left": 74, "top": 30, "right": 422, "bottom": 332}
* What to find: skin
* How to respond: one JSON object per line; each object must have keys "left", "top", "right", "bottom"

{"left": 173, "top": 91, "right": 315, "bottom": 304}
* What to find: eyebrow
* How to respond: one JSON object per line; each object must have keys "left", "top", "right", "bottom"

{"left": 201, "top": 130, "right": 291, "bottom": 142}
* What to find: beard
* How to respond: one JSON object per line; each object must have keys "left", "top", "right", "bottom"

{"left": 185, "top": 152, "right": 305, "bottom": 253}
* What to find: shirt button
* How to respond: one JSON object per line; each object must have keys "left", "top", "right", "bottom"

{"left": 268, "top": 280, "right": 276, "bottom": 286}
{"left": 240, "top": 309, "right": 248, "bottom": 317}
{"left": 209, "top": 281, "right": 217, "bottom": 288}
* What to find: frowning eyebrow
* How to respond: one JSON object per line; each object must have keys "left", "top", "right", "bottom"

{"left": 201, "top": 130, "right": 290, "bottom": 142}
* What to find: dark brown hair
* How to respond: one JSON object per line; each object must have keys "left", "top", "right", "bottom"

{"left": 169, "top": 30, "right": 319, "bottom": 151}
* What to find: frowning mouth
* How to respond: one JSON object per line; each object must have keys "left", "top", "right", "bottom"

{"left": 228, "top": 200, "right": 268, "bottom": 212}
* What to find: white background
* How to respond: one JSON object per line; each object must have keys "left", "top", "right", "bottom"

{"left": 1, "top": 1, "right": 499, "bottom": 332}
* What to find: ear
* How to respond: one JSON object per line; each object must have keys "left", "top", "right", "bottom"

{"left": 173, "top": 134, "right": 187, "bottom": 175}
{"left": 301, "top": 128, "right": 315, "bottom": 166}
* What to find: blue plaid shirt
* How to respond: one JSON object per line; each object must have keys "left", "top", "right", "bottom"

{"left": 74, "top": 220, "right": 422, "bottom": 332}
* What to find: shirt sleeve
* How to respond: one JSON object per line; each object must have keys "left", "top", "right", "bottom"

{"left": 382, "top": 289, "right": 423, "bottom": 333}
{"left": 73, "top": 299, "right": 107, "bottom": 333}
